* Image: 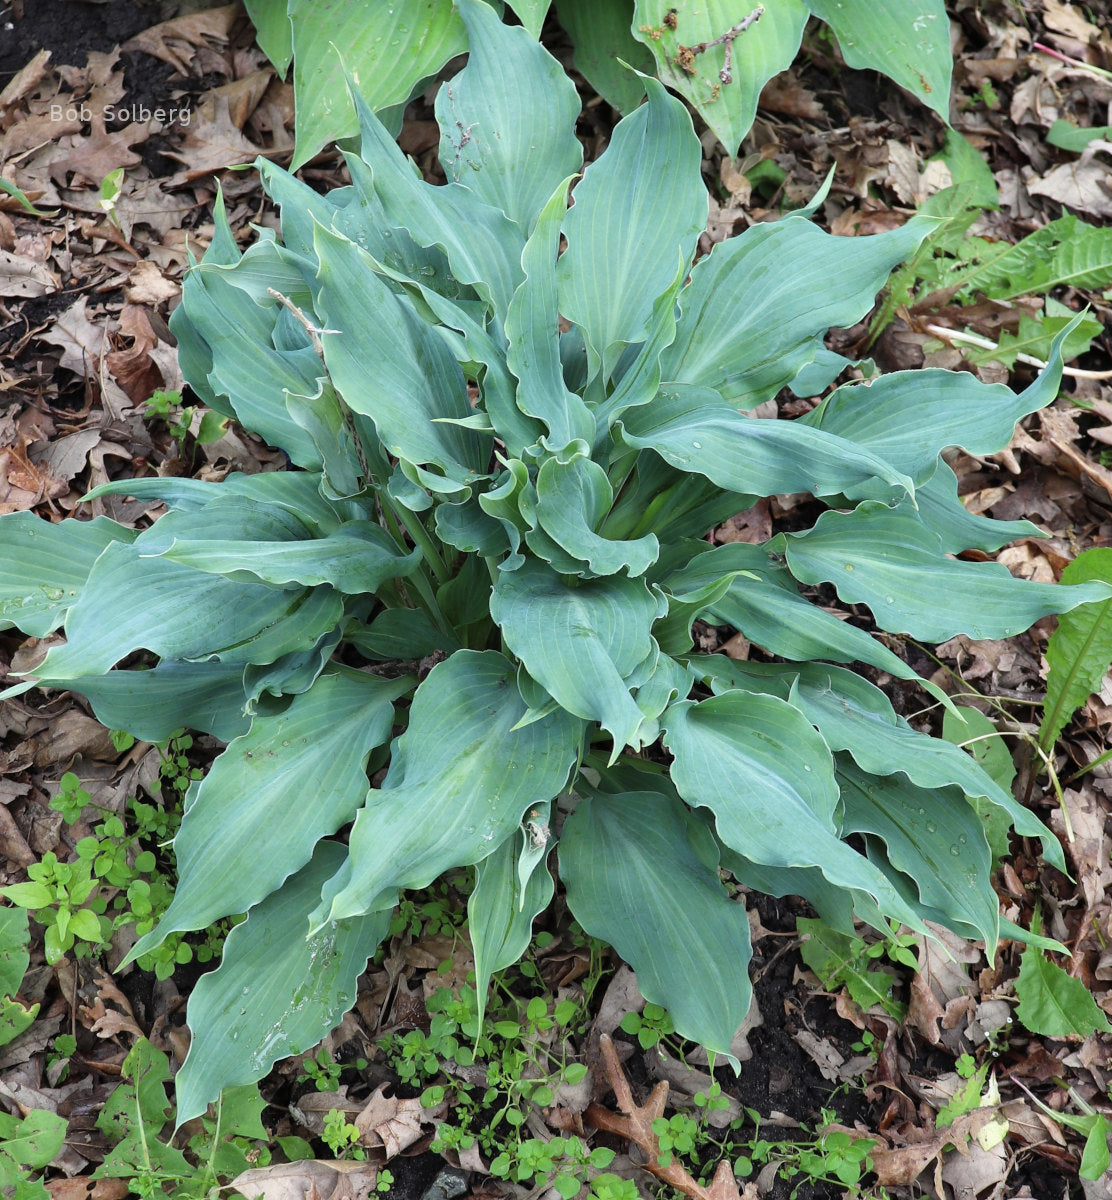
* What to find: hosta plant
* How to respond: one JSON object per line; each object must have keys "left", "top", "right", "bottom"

{"left": 1, "top": 0, "right": 1107, "bottom": 1124}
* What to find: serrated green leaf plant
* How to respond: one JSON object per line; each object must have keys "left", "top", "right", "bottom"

{"left": 1, "top": 0, "right": 1109, "bottom": 1127}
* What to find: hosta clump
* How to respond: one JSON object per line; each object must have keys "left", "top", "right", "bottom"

{"left": 2, "top": 0, "right": 1108, "bottom": 1123}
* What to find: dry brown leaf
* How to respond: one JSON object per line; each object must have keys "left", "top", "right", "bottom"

{"left": 123, "top": 6, "right": 239, "bottom": 76}
{"left": 229, "top": 1159, "right": 381, "bottom": 1200}
{"left": 46, "top": 1180, "right": 131, "bottom": 1200}
{"left": 0, "top": 248, "right": 57, "bottom": 298}
{"left": 38, "top": 296, "right": 103, "bottom": 376}
{"left": 125, "top": 260, "right": 181, "bottom": 305}
{"left": 0, "top": 48, "right": 52, "bottom": 108}
{"left": 48, "top": 113, "right": 148, "bottom": 188}
{"left": 353, "top": 1084, "right": 436, "bottom": 1158}
{"left": 1028, "top": 159, "right": 1112, "bottom": 221}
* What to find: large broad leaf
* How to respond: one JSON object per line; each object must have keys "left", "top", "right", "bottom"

{"left": 694, "top": 655, "right": 1064, "bottom": 873}
{"left": 124, "top": 668, "right": 408, "bottom": 963}
{"left": 618, "top": 384, "right": 913, "bottom": 501}
{"left": 778, "top": 501, "right": 1112, "bottom": 642}
{"left": 0, "top": 513, "right": 136, "bottom": 637}
{"left": 468, "top": 828, "right": 555, "bottom": 1031}
{"left": 806, "top": 0, "right": 951, "bottom": 127}
{"left": 666, "top": 542, "right": 941, "bottom": 684}
{"left": 347, "top": 87, "right": 526, "bottom": 318}
{"left": 438, "top": 0, "right": 581, "bottom": 233}
{"left": 157, "top": 521, "right": 420, "bottom": 594}
{"left": 311, "top": 651, "right": 582, "bottom": 926}
{"left": 505, "top": 182, "right": 595, "bottom": 449}
{"left": 175, "top": 841, "right": 391, "bottom": 1124}
{"left": 288, "top": 0, "right": 468, "bottom": 169}
{"left": 534, "top": 453, "right": 659, "bottom": 576}
{"left": 555, "top": 0, "right": 653, "bottom": 114}
{"left": 172, "top": 210, "right": 329, "bottom": 468}
{"left": 73, "top": 662, "right": 251, "bottom": 744}
{"left": 914, "top": 460, "right": 1042, "bottom": 554}
{"left": 662, "top": 692, "right": 924, "bottom": 930}
{"left": 787, "top": 664, "right": 1056, "bottom": 855}
{"left": 491, "top": 559, "right": 663, "bottom": 752}
{"left": 560, "top": 789, "right": 752, "bottom": 1061}
{"left": 557, "top": 77, "right": 706, "bottom": 381}
{"left": 836, "top": 758, "right": 998, "bottom": 955}
{"left": 1040, "top": 548, "right": 1112, "bottom": 751}
{"left": 312, "top": 224, "right": 484, "bottom": 481}
{"left": 85, "top": 469, "right": 349, "bottom": 533}
{"left": 662, "top": 215, "right": 928, "bottom": 409}
{"left": 507, "top": 0, "right": 550, "bottom": 37}
{"left": 801, "top": 327, "right": 1073, "bottom": 480}
{"left": 632, "top": 0, "right": 808, "bottom": 154}
{"left": 33, "top": 540, "right": 342, "bottom": 683}
{"left": 242, "top": 0, "right": 292, "bottom": 75}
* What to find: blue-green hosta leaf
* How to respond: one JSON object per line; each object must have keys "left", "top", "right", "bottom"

{"left": 1040, "top": 548, "right": 1112, "bottom": 751}
{"left": 175, "top": 841, "right": 391, "bottom": 1125}
{"left": 156, "top": 521, "right": 420, "bottom": 594}
{"left": 242, "top": 0, "right": 292, "bottom": 75}
{"left": 668, "top": 542, "right": 935, "bottom": 684}
{"left": 560, "top": 789, "right": 752, "bottom": 1062}
{"left": 505, "top": 181, "right": 594, "bottom": 449}
{"left": 348, "top": 87, "right": 525, "bottom": 316}
{"left": 173, "top": 246, "right": 327, "bottom": 468}
{"left": 554, "top": 0, "right": 653, "bottom": 114}
{"left": 0, "top": 513, "right": 136, "bottom": 637}
{"left": 779, "top": 501, "right": 1112, "bottom": 642}
{"left": 557, "top": 77, "right": 706, "bottom": 381}
{"left": 720, "top": 851, "right": 859, "bottom": 937}
{"left": 782, "top": 662, "right": 1065, "bottom": 871}
{"left": 534, "top": 453, "right": 658, "bottom": 576}
{"left": 313, "top": 650, "right": 582, "bottom": 926}
{"left": 593, "top": 258, "right": 687, "bottom": 433}
{"left": 346, "top": 607, "right": 459, "bottom": 662}
{"left": 632, "top": 0, "right": 807, "bottom": 154}
{"left": 801, "top": 322, "right": 1077, "bottom": 479}
{"left": 468, "top": 827, "right": 555, "bottom": 1031}
{"left": 806, "top": 0, "right": 951, "bottom": 127}
{"left": 618, "top": 384, "right": 913, "bottom": 501}
{"left": 125, "top": 668, "right": 408, "bottom": 964}
{"left": 836, "top": 759, "right": 998, "bottom": 955}
{"left": 377, "top": 265, "right": 540, "bottom": 457}
{"left": 915, "top": 460, "right": 1042, "bottom": 554}
{"left": 288, "top": 0, "right": 467, "bottom": 169}
{"left": 242, "top": 625, "right": 344, "bottom": 710}
{"left": 491, "top": 559, "right": 663, "bottom": 753}
{"left": 439, "top": 0, "right": 581, "bottom": 233}
{"left": 285, "top": 378, "right": 368, "bottom": 501}
{"left": 662, "top": 693, "right": 924, "bottom": 930}
{"left": 506, "top": 0, "right": 550, "bottom": 37}
{"left": 312, "top": 223, "right": 485, "bottom": 481}
{"left": 32, "top": 542, "right": 343, "bottom": 683}
{"left": 662, "top": 214, "right": 929, "bottom": 408}
{"left": 73, "top": 662, "right": 251, "bottom": 744}
{"left": 84, "top": 470, "right": 350, "bottom": 533}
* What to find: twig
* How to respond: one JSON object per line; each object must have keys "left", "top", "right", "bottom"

{"left": 676, "top": 6, "right": 765, "bottom": 84}
{"left": 924, "top": 323, "right": 1112, "bottom": 380}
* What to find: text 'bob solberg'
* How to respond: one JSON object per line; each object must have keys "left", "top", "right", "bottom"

{"left": 50, "top": 103, "right": 191, "bottom": 126}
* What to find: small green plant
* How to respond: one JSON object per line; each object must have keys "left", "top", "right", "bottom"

{"left": 620, "top": 1002, "right": 676, "bottom": 1051}
{"left": 299, "top": 1048, "right": 368, "bottom": 1091}
{"left": 2, "top": 0, "right": 1106, "bottom": 1126}
{"left": 1, "top": 734, "right": 226, "bottom": 977}
{"left": 321, "top": 1108, "right": 365, "bottom": 1159}
{"left": 92, "top": 1039, "right": 270, "bottom": 1199}
{"left": 798, "top": 918, "right": 917, "bottom": 1019}
{"left": 143, "top": 388, "right": 227, "bottom": 450}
